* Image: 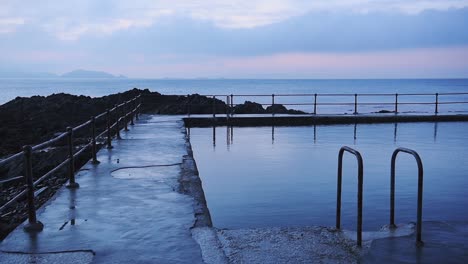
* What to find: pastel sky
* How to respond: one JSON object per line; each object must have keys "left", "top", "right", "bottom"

{"left": 1, "top": 0, "right": 468, "bottom": 78}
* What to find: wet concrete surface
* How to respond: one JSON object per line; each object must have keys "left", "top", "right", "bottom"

{"left": 0, "top": 115, "right": 204, "bottom": 263}
{"left": 195, "top": 226, "right": 362, "bottom": 264}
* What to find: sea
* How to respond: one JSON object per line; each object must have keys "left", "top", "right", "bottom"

{"left": 1, "top": 78, "right": 468, "bottom": 114}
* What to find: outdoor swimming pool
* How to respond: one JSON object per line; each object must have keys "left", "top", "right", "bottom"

{"left": 189, "top": 122, "right": 468, "bottom": 231}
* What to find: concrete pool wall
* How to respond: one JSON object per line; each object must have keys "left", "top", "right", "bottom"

{"left": 184, "top": 113, "right": 468, "bottom": 127}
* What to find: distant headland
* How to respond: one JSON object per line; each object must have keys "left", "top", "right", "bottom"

{"left": 60, "top": 69, "right": 127, "bottom": 78}
{"left": 0, "top": 69, "right": 127, "bottom": 78}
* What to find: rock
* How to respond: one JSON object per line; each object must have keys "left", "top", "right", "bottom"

{"left": 266, "top": 104, "right": 306, "bottom": 114}
{"left": 234, "top": 101, "right": 266, "bottom": 114}
{"left": 375, "top": 110, "right": 395, "bottom": 114}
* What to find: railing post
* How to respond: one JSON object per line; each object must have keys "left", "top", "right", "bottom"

{"left": 91, "top": 116, "right": 99, "bottom": 164}
{"left": 130, "top": 100, "right": 135, "bottom": 126}
{"left": 187, "top": 94, "right": 191, "bottom": 117}
{"left": 91, "top": 116, "right": 99, "bottom": 163}
{"left": 230, "top": 94, "right": 234, "bottom": 117}
{"left": 114, "top": 104, "right": 122, "bottom": 139}
{"left": 23, "top": 145, "right": 44, "bottom": 232}
{"left": 123, "top": 101, "right": 129, "bottom": 131}
{"left": 435, "top": 93, "right": 439, "bottom": 114}
{"left": 272, "top": 94, "right": 275, "bottom": 116}
{"left": 226, "top": 95, "right": 229, "bottom": 118}
{"left": 106, "top": 109, "right": 113, "bottom": 149}
{"left": 136, "top": 95, "right": 141, "bottom": 120}
{"left": 116, "top": 118, "right": 122, "bottom": 140}
{"left": 390, "top": 147, "right": 424, "bottom": 246}
{"left": 314, "top": 93, "right": 317, "bottom": 115}
{"left": 66, "top": 127, "right": 79, "bottom": 189}
{"left": 336, "top": 146, "right": 363, "bottom": 247}
{"left": 354, "top": 94, "right": 358, "bottom": 114}
{"left": 212, "top": 96, "right": 216, "bottom": 118}
{"left": 395, "top": 93, "right": 398, "bottom": 113}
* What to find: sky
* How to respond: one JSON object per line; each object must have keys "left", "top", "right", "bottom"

{"left": 1, "top": 0, "right": 468, "bottom": 78}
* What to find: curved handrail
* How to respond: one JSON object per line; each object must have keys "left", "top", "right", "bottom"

{"left": 336, "top": 146, "right": 364, "bottom": 247}
{"left": 390, "top": 147, "right": 424, "bottom": 246}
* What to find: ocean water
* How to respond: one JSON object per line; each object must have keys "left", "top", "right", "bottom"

{"left": 189, "top": 122, "right": 468, "bottom": 231}
{"left": 1, "top": 78, "right": 468, "bottom": 114}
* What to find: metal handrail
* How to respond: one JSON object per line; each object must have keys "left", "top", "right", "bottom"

{"left": 0, "top": 152, "right": 23, "bottom": 167}
{"left": 0, "top": 94, "right": 141, "bottom": 232}
{"left": 390, "top": 147, "right": 424, "bottom": 246}
{"left": 336, "top": 146, "right": 364, "bottom": 247}
{"left": 151, "top": 92, "right": 468, "bottom": 117}
{"left": 182, "top": 92, "right": 468, "bottom": 97}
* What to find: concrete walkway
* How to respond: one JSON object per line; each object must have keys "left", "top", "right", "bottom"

{"left": 0, "top": 115, "right": 205, "bottom": 263}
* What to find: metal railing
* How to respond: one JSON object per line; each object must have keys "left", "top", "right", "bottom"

{"left": 390, "top": 147, "right": 424, "bottom": 246}
{"left": 336, "top": 146, "right": 364, "bottom": 247}
{"left": 0, "top": 94, "right": 142, "bottom": 232}
{"left": 175, "top": 92, "right": 468, "bottom": 116}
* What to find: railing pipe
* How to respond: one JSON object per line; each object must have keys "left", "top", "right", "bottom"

{"left": 106, "top": 109, "right": 113, "bottom": 149}
{"left": 435, "top": 93, "right": 439, "bottom": 114}
{"left": 91, "top": 116, "right": 99, "bottom": 164}
{"left": 66, "top": 127, "right": 79, "bottom": 188}
{"left": 336, "top": 146, "right": 364, "bottom": 247}
{"left": 23, "top": 145, "right": 44, "bottom": 232}
{"left": 390, "top": 147, "right": 424, "bottom": 246}
{"left": 0, "top": 152, "right": 24, "bottom": 167}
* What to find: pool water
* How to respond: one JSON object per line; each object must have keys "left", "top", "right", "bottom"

{"left": 189, "top": 122, "right": 468, "bottom": 231}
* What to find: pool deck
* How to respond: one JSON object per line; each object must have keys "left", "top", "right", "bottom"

{"left": 0, "top": 115, "right": 208, "bottom": 263}
{"left": 1, "top": 114, "right": 468, "bottom": 263}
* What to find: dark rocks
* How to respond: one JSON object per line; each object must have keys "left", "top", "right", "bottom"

{"left": 266, "top": 104, "right": 306, "bottom": 114}
{"left": 0, "top": 88, "right": 144, "bottom": 157}
{"left": 234, "top": 101, "right": 266, "bottom": 114}
{"left": 375, "top": 110, "right": 395, "bottom": 114}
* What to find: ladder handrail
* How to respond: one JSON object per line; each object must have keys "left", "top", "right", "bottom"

{"left": 390, "top": 147, "right": 424, "bottom": 246}
{"left": 336, "top": 146, "right": 364, "bottom": 247}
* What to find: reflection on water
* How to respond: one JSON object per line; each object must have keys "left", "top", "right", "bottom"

{"left": 194, "top": 121, "right": 440, "bottom": 148}
{"left": 190, "top": 122, "right": 468, "bottom": 231}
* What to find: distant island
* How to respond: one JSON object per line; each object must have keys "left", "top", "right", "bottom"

{"left": 0, "top": 69, "right": 127, "bottom": 78}
{"left": 61, "top": 69, "right": 127, "bottom": 78}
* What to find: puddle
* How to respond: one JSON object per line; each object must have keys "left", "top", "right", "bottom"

{"left": 111, "top": 166, "right": 179, "bottom": 180}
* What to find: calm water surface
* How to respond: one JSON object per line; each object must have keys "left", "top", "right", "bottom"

{"left": 1, "top": 78, "right": 468, "bottom": 113}
{"left": 190, "top": 122, "right": 468, "bottom": 231}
